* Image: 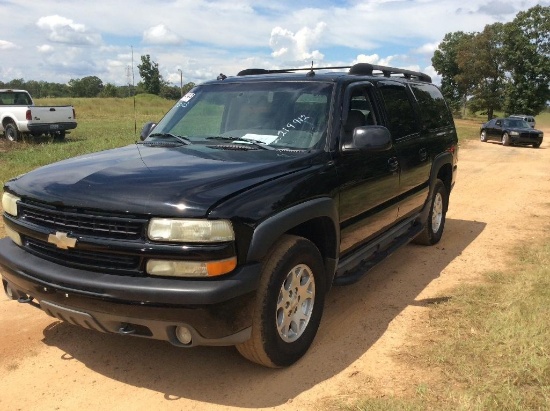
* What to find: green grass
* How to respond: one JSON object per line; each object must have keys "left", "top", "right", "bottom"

{"left": 338, "top": 239, "right": 550, "bottom": 411}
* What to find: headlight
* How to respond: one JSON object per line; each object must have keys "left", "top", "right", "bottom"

{"left": 148, "top": 218, "right": 234, "bottom": 242}
{"left": 146, "top": 257, "right": 237, "bottom": 277}
{"left": 2, "top": 192, "right": 20, "bottom": 216}
{"left": 510, "top": 131, "right": 519, "bottom": 136}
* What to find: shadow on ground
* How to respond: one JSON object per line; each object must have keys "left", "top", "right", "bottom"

{"left": 41, "top": 218, "right": 485, "bottom": 408}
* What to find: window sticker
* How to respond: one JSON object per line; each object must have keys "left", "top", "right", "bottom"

{"left": 241, "top": 134, "right": 278, "bottom": 144}
{"left": 181, "top": 92, "right": 195, "bottom": 102}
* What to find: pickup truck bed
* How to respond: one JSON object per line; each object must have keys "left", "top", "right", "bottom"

{"left": 0, "top": 89, "right": 77, "bottom": 141}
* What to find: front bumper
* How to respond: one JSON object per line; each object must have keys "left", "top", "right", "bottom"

{"left": 0, "top": 238, "right": 260, "bottom": 346}
{"left": 510, "top": 134, "right": 543, "bottom": 146}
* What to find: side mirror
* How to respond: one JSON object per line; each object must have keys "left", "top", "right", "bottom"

{"left": 342, "top": 126, "right": 392, "bottom": 152}
{"left": 140, "top": 122, "right": 157, "bottom": 141}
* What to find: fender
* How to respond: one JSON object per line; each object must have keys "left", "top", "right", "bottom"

{"left": 420, "top": 150, "right": 455, "bottom": 222}
{"left": 246, "top": 197, "right": 340, "bottom": 266}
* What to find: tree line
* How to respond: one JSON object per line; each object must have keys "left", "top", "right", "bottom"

{"left": 432, "top": 5, "right": 549, "bottom": 120}
{"left": 0, "top": 54, "right": 194, "bottom": 101}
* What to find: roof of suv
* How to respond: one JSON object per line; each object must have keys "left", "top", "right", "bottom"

{"left": 207, "top": 63, "right": 432, "bottom": 85}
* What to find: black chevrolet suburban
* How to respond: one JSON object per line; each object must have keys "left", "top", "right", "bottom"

{"left": 0, "top": 64, "right": 458, "bottom": 367}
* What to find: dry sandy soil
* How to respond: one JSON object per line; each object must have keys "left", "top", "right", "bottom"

{"left": 1, "top": 128, "right": 549, "bottom": 411}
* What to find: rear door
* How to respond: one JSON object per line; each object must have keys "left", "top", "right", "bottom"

{"left": 377, "top": 81, "right": 430, "bottom": 219}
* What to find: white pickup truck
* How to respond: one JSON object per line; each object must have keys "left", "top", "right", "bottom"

{"left": 0, "top": 89, "right": 77, "bottom": 142}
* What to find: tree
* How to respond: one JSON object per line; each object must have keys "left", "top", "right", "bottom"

{"left": 137, "top": 54, "right": 162, "bottom": 95}
{"left": 456, "top": 24, "right": 506, "bottom": 120}
{"left": 99, "top": 83, "right": 119, "bottom": 98}
{"left": 502, "top": 5, "right": 550, "bottom": 115}
{"left": 433, "top": 6, "right": 550, "bottom": 119}
{"left": 432, "top": 31, "right": 474, "bottom": 114}
{"left": 69, "top": 76, "right": 104, "bottom": 97}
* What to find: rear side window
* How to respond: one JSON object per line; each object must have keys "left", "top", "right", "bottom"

{"left": 409, "top": 83, "right": 453, "bottom": 130}
{"left": 378, "top": 82, "right": 419, "bottom": 139}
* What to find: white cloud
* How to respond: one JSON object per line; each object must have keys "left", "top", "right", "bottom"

{"left": 36, "top": 15, "right": 101, "bottom": 45}
{"left": 37, "top": 44, "right": 54, "bottom": 53}
{"left": 414, "top": 42, "right": 440, "bottom": 55}
{"left": 0, "top": 0, "right": 545, "bottom": 86}
{"left": 270, "top": 22, "right": 326, "bottom": 63}
{"left": 143, "top": 24, "right": 182, "bottom": 45}
{"left": 0, "top": 40, "right": 17, "bottom": 50}
{"left": 354, "top": 54, "right": 394, "bottom": 67}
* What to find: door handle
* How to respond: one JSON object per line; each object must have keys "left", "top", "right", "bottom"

{"left": 419, "top": 148, "right": 427, "bottom": 162}
{"left": 388, "top": 157, "right": 399, "bottom": 172}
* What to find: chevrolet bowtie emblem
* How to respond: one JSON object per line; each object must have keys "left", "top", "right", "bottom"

{"left": 48, "top": 232, "right": 77, "bottom": 250}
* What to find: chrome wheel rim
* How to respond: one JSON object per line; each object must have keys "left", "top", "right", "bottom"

{"left": 276, "top": 264, "right": 315, "bottom": 343}
{"left": 431, "top": 192, "right": 443, "bottom": 233}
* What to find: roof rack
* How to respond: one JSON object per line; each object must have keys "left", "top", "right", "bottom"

{"left": 237, "top": 63, "right": 431, "bottom": 83}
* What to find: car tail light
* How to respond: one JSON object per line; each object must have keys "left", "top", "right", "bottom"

{"left": 26, "top": 110, "right": 32, "bottom": 121}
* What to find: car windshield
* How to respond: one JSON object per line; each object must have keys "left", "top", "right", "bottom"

{"left": 149, "top": 81, "right": 333, "bottom": 150}
{"left": 503, "top": 119, "right": 529, "bottom": 128}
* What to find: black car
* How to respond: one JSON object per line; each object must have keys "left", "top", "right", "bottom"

{"left": 480, "top": 117, "right": 544, "bottom": 148}
{"left": 0, "top": 63, "right": 458, "bottom": 367}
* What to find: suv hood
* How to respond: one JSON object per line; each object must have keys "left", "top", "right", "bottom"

{"left": 6, "top": 144, "right": 314, "bottom": 217}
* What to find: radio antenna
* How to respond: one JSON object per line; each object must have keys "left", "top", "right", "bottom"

{"left": 131, "top": 46, "right": 137, "bottom": 137}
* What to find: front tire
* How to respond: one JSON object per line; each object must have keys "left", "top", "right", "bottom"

{"left": 4, "top": 123, "right": 19, "bottom": 142}
{"left": 480, "top": 130, "right": 487, "bottom": 142}
{"left": 502, "top": 132, "right": 511, "bottom": 146}
{"left": 236, "top": 235, "right": 326, "bottom": 367}
{"left": 414, "top": 179, "right": 448, "bottom": 245}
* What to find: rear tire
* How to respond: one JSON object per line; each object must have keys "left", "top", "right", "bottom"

{"left": 4, "top": 122, "right": 19, "bottom": 142}
{"left": 414, "top": 179, "right": 448, "bottom": 245}
{"left": 236, "top": 235, "right": 326, "bottom": 367}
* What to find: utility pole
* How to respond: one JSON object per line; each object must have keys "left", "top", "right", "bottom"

{"left": 177, "top": 69, "right": 183, "bottom": 97}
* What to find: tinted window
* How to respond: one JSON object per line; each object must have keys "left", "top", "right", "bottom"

{"left": 153, "top": 82, "right": 333, "bottom": 149}
{"left": 378, "top": 83, "right": 418, "bottom": 139}
{"left": 409, "top": 83, "right": 453, "bottom": 130}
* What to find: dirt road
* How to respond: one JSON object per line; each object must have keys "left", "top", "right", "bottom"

{"left": 1, "top": 129, "right": 549, "bottom": 411}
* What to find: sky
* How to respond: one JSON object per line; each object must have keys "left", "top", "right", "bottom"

{"left": 0, "top": 0, "right": 548, "bottom": 88}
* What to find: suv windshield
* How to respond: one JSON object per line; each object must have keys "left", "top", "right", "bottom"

{"left": 150, "top": 81, "right": 333, "bottom": 150}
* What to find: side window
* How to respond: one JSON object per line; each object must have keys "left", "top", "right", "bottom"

{"left": 409, "top": 83, "right": 453, "bottom": 130}
{"left": 341, "top": 85, "right": 378, "bottom": 144}
{"left": 378, "top": 83, "right": 419, "bottom": 139}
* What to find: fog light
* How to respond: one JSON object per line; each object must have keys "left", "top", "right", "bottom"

{"left": 5, "top": 225, "right": 22, "bottom": 246}
{"left": 176, "top": 326, "right": 193, "bottom": 345}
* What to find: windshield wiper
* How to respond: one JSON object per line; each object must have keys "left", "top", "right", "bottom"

{"left": 206, "top": 136, "right": 277, "bottom": 150}
{"left": 148, "top": 133, "right": 192, "bottom": 145}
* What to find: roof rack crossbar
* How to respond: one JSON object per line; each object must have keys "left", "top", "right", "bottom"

{"left": 349, "top": 63, "right": 431, "bottom": 82}
{"left": 237, "top": 63, "right": 431, "bottom": 83}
